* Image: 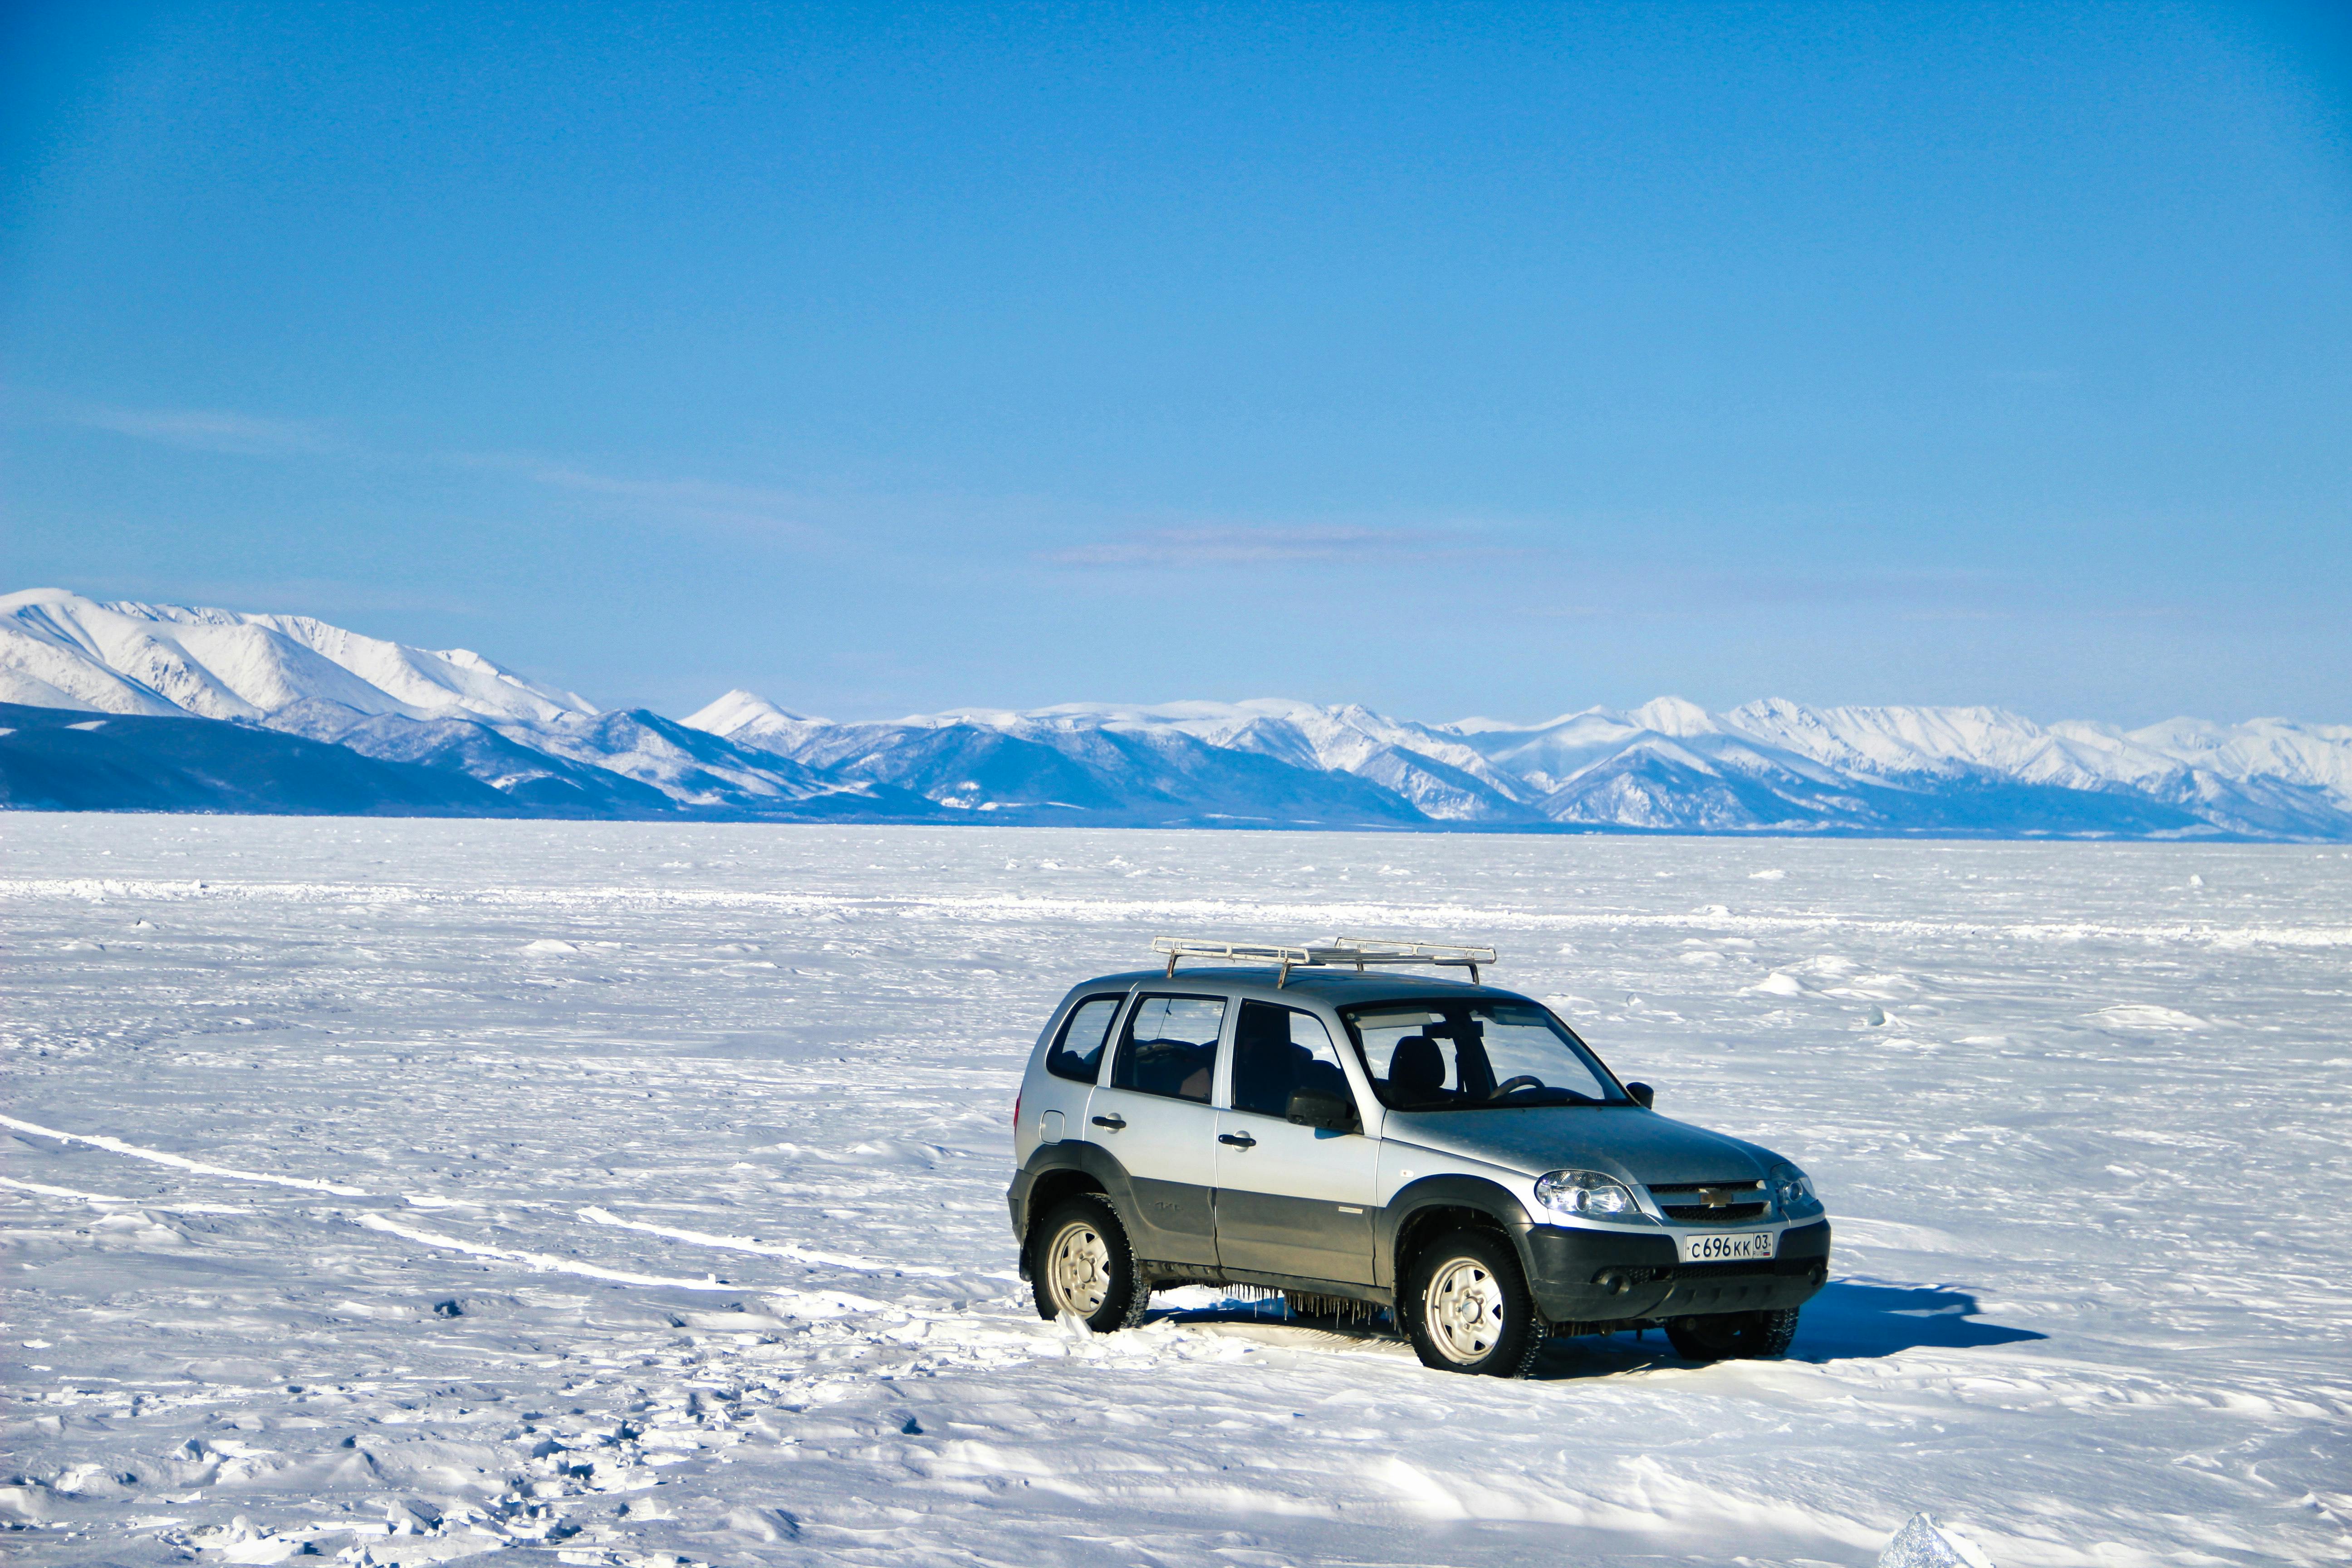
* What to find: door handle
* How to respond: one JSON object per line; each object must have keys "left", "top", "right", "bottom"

{"left": 1218, "top": 1132, "right": 1257, "bottom": 1148}
{"left": 1091, "top": 1114, "right": 1126, "bottom": 1131}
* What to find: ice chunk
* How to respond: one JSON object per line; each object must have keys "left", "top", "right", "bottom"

{"left": 2095, "top": 1004, "right": 2206, "bottom": 1031}
{"left": 1878, "top": 1511, "right": 1997, "bottom": 1568}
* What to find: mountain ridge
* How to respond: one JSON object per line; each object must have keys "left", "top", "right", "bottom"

{"left": 5, "top": 588, "right": 2347, "bottom": 839}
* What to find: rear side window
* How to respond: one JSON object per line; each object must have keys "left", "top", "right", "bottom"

{"left": 1112, "top": 993, "right": 1227, "bottom": 1103}
{"left": 1231, "top": 1000, "right": 1354, "bottom": 1122}
{"left": 1046, "top": 995, "right": 1124, "bottom": 1083}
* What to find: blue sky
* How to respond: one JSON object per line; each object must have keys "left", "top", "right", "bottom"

{"left": 4, "top": 2, "right": 2347, "bottom": 725}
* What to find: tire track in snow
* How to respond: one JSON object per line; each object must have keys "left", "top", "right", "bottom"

{"left": 1, "top": 1113, "right": 940, "bottom": 1302}
{"left": 577, "top": 1205, "right": 958, "bottom": 1275}
{"left": 349, "top": 1215, "right": 906, "bottom": 1319}
{"left": 0, "top": 1174, "right": 252, "bottom": 1214}
{"left": 350, "top": 1211, "right": 770, "bottom": 1293}
{"left": 0, "top": 1112, "right": 372, "bottom": 1196}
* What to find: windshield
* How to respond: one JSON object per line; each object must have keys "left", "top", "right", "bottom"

{"left": 1340, "top": 999, "right": 1628, "bottom": 1110}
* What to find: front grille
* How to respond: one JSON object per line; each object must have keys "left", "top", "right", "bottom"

{"left": 1661, "top": 1201, "right": 1768, "bottom": 1223}
{"left": 1648, "top": 1179, "right": 1767, "bottom": 1225}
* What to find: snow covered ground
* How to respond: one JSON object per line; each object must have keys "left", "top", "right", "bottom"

{"left": 4, "top": 818, "right": 2347, "bottom": 1568}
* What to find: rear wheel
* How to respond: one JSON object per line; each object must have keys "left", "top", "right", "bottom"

{"left": 1029, "top": 1196, "right": 1148, "bottom": 1332}
{"left": 1402, "top": 1229, "right": 1542, "bottom": 1377}
{"left": 1665, "top": 1308, "right": 1799, "bottom": 1361}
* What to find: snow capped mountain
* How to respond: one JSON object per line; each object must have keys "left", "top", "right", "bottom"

{"left": 0, "top": 589, "right": 595, "bottom": 724}
{"left": 0, "top": 591, "right": 924, "bottom": 821}
{"left": 0, "top": 699, "right": 531, "bottom": 817}
{"left": 4, "top": 587, "right": 2347, "bottom": 838}
{"left": 910, "top": 698, "right": 1534, "bottom": 822}
{"left": 679, "top": 689, "right": 830, "bottom": 754}
{"left": 2121, "top": 714, "right": 2352, "bottom": 799}
{"left": 682, "top": 697, "right": 1436, "bottom": 827}
{"left": 691, "top": 689, "right": 2352, "bottom": 839}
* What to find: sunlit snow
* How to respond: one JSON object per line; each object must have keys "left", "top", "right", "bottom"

{"left": 4, "top": 819, "right": 2347, "bottom": 1567}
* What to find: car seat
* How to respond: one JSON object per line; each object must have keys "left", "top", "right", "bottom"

{"left": 1389, "top": 1034, "right": 1447, "bottom": 1102}
{"left": 1231, "top": 1009, "right": 1297, "bottom": 1114}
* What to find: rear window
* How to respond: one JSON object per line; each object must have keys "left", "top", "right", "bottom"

{"left": 1046, "top": 994, "right": 1123, "bottom": 1083}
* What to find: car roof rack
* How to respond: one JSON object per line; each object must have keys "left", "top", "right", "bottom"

{"left": 1150, "top": 935, "right": 1499, "bottom": 987}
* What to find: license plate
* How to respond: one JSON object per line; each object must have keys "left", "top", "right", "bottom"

{"left": 1677, "top": 1230, "right": 1777, "bottom": 1264}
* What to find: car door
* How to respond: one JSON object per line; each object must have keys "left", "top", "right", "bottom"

{"left": 1083, "top": 990, "right": 1229, "bottom": 1267}
{"left": 1212, "top": 1000, "right": 1379, "bottom": 1284}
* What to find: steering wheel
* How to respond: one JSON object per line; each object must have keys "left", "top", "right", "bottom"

{"left": 1490, "top": 1075, "right": 1545, "bottom": 1098}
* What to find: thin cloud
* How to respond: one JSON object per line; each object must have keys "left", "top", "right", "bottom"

{"left": 1704, "top": 569, "right": 2012, "bottom": 609}
{"left": 1901, "top": 608, "right": 2020, "bottom": 622}
{"left": 456, "top": 452, "right": 827, "bottom": 539}
{"left": 38, "top": 394, "right": 823, "bottom": 540}
{"left": 1047, "top": 524, "right": 1473, "bottom": 568}
{"left": 72, "top": 403, "right": 344, "bottom": 457}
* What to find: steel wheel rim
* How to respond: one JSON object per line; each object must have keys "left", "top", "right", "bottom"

{"left": 1425, "top": 1257, "right": 1505, "bottom": 1362}
{"left": 1048, "top": 1221, "right": 1112, "bottom": 1316}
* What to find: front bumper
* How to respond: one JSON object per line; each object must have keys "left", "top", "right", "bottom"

{"left": 1520, "top": 1218, "right": 1832, "bottom": 1326}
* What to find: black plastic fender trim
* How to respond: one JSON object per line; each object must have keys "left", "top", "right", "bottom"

{"left": 1007, "top": 1140, "right": 1142, "bottom": 1255}
{"left": 1375, "top": 1173, "right": 1541, "bottom": 1290}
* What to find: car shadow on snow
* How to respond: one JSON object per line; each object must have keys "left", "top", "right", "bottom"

{"left": 1150, "top": 1281, "right": 2042, "bottom": 1379}
{"left": 1780, "top": 1281, "right": 2046, "bottom": 1360}
{"left": 1529, "top": 1281, "right": 2045, "bottom": 1377}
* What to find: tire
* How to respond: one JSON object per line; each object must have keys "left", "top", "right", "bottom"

{"left": 1401, "top": 1228, "right": 1543, "bottom": 1377}
{"left": 1665, "top": 1308, "right": 1800, "bottom": 1362}
{"left": 1029, "top": 1196, "right": 1149, "bottom": 1333}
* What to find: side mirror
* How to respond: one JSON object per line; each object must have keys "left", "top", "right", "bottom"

{"left": 1285, "top": 1085, "right": 1359, "bottom": 1133}
{"left": 1625, "top": 1082, "right": 1655, "bottom": 1109}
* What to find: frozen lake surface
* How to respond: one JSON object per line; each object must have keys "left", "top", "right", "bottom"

{"left": 4, "top": 818, "right": 2348, "bottom": 1568}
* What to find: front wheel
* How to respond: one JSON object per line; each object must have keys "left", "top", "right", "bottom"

{"left": 1665, "top": 1308, "right": 1799, "bottom": 1362}
{"left": 1402, "top": 1229, "right": 1543, "bottom": 1377}
{"left": 1029, "top": 1196, "right": 1148, "bottom": 1332}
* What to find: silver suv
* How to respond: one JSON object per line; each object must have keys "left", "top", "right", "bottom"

{"left": 1007, "top": 939, "right": 1831, "bottom": 1376}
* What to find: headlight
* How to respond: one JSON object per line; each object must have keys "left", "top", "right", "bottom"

{"left": 1769, "top": 1163, "right": 1822, "bottom": 1216}
{"left": 1535, "top": 1169, "right": 1646, "bottom": 1223}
